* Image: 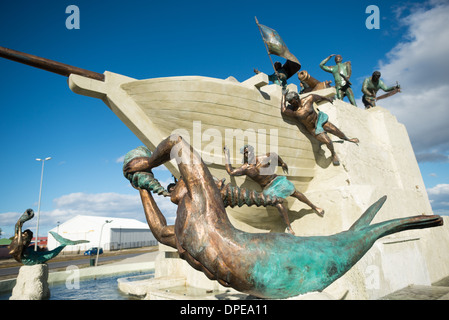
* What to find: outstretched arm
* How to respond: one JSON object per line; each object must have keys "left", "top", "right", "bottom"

{"left": 310, "top": 94, "right": 334, "bottom": 105}
{"left": 139, "top": 188, "right": 176, "bottom": 249}
{"left": 319, "top": 54, "right": 335, "bottom": 72}
{"left": 223, "top": 146, "right": 247, "bottom": 176}
{"left": 9, "top": 220, "right": 24, "bottom": 262}
{"left": 378, "top": 79, "right": 396, "bottom": 92}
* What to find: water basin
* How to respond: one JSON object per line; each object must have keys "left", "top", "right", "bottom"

{"left": 0, "top": 270, "right": 154, "bottom": 300}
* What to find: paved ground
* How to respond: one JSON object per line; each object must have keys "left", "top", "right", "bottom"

{"left": 2, "top": 248, "right": 449, "bottom": 300}
{"left": 0, "top": 247, "right": 158, "bottom": 281}
{"left": 115, "top": 251, "right": 449, "bottom": 300}
{"left": 107, "top": 250, "right": 159, "bottom": 265}
{"left": 380, "top": 276, "right": 449, "bottom": 300}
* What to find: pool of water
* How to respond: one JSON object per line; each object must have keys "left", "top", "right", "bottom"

{"left": 0, "top": 271, "right": 154, "bottom": 300}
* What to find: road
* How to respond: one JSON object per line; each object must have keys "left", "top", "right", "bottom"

{"left": 0, "top": 252, "right": 143, "bottom": 279}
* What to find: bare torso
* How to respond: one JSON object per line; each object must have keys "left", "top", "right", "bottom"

{"left": 283, "top": 95, "right": 318, "bottom": 135}
{"left": 237, "top": 161, "right": 277, "bottom": 189}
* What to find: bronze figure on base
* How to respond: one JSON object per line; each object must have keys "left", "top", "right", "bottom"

{"left": 123, "top": 135, "right": 443, "bottom": 299}
{"left": 254, "top": 61, "right": 288, "bottom": 87}
{"left": 362, "top": 71, "right": 401, "bottom": 109}
{"left": 320, "top": 54, "right": 357, "bottom": 106}
{"left": 223, "top": 145, "right": 324, "bottom": 235}
{"left": 281, "top": 90, "right": 359, "bottom": 166}
{"left": 9, "top": 209, "right": 88, "bottom": 265}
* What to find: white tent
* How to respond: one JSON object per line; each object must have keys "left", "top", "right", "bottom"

{"left": 47, "top": 215, "right": 157, "bottom": 253}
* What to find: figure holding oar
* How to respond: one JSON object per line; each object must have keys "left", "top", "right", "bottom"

{"left": 362, "top": 71, "right": 401, "bottom": 109}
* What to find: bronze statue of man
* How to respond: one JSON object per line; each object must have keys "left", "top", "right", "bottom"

{"left": 281, "top": 90, "right": 359, "bottom": 166}
{"left": 320, "top": 54, "right": 357, "bottom": 106}
{"left": 254, "top": 61, "right": 288, "bottom": 87}
{"left": 223, "top": 144, "right": 324, "bottom": 235}
{"left": 362, "top": 71, "right": 400, "bottom": 109}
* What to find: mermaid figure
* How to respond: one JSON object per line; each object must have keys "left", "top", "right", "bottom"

{"left": 123, "top": 135, "right": 443, "bottom": 299}
{"left": 9, "top": 209, "right": 89, "bottom": 265}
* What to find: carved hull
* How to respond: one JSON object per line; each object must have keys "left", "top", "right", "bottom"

{"left": 69, "top": 72, "right": 333, "bottom": 231}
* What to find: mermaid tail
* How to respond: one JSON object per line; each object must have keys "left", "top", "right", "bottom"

{"left": 349, "top": 196, "right": 443, "bottom": 239}
{"left": 49, "top": 231, "right": 89, "bottom": 246}
{"left": 349, "top": 196, "right": 387, "bottom": 231}
{"left": 247, "top": 196, "right": 443, "bottom": 298}
{"left": 21, "top": 232, "right": 89, "bottom": 265}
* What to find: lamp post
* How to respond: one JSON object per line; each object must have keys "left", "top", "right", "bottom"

{"left": 95, "top": 219, "right": 112, "bottom": 266}
{"left": 35, "top": 157, "right": 51, "bottom": 251}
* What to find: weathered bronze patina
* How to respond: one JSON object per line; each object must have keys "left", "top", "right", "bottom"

{"left": 362, "top": 71, "right": 401, "bottom": 109}
{"left": 123, "top": 136, "right": 443, "bottom": 299}
{"left": 9, "top": 209, "right": 88, "bottom": 265}
{"left": 281, "top": 90, "right": 359, "bottom": 166}
{"left": 223, "top": 145, "right": 324, "bottom": 235}
{"left": 297, "top": 70, "right": 332, "bottom": 93}
{"left": 320, "top": 54, "right": 357, "bottom": 106}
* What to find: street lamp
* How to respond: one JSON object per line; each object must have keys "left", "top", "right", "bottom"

{"left": 95, "top": 219, "right": 112, "bottom": 266}
{"left": 35, "top": 157, "right": 51, "bottom": 251}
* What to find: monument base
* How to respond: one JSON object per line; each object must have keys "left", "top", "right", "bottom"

{"left": 139, "top": 99, "right": 449, "bottom": 300}
{"left": 10, "top": 264, "right": 50, "bottom": 300}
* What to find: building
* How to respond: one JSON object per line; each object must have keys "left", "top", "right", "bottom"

{"left": 47, "top": 215, "right": 157, "bottom": 254}
{"left": 31, "top": 236, "right": 47, "bottom": 249}
{"left": 0, "top": 238, "right": 12, "bottom": 259}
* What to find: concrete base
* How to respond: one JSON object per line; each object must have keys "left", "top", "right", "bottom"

{"left": 381, "top": 283, "right": 449, "bottom": 300}
{"left": 10, "top": 264, "right": 50, "bottom": 300}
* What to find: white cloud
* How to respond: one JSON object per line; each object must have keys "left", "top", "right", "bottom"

{"left": 116, "top": 155, "right": 125, "bottom": 163}
{"left": 52, "top": 191, "right": 177, "bottom": 223}
{"left": 427, "top": 184, "right": 449, "bottom": 215}
{"left": 1, "top": 191, "right": 177, "bottom": 238}
{"left": 376, "top": 1, "right": 449, "bottom": 161}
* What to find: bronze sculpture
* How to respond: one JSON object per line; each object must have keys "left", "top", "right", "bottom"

{"left": 281, "top": 90, "right": 359, "bottom": 166}
{"left": 362, "top": 71, "right": 401, "bottom": 109}
{"left": 124, "top": 146, "right": 285, "bottom": 211}
{"left": 123, "top": 135, "right": 443, "bottom": 299}
{"left": 320, "top": 54, "right": 357, "bottom": 106}
{"left": 223, "top": 145, "right": 324, "bottom": 235}
{"left": 254, "top": 18, "right": 301, "bottom": 88}
{"left": 297, "top": 70, "right": 332, "bottom": 93}
{"left": 9, "top": 209, "right": 88, "bottom": 265}
{"left": 254, "top": 61, "right": 288, "bottom": 87}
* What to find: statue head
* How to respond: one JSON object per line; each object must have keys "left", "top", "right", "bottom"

{"left": 274, "top": 62, "right": 282, "bottom": 70}
{"left": 372, "top": 71, "right": 381, "bottom": 82}
{"left": 285, "top": 91, "right": 301, "bottom": 110}
{"left": 240, "top": 145, "right": 255, "bottom": 164}
{"left": 334, "top": 55, "right": 342, "bottom": 63}
{"left": 22, "top": 229, "right": 33, "bottom": 247}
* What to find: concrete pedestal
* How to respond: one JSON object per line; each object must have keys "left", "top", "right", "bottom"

{"left": 10, "top": 264, "right": 50, "bottom": 300}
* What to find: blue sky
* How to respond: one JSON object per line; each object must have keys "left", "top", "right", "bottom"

{"left": 1, "top": 0, "right": 448, "bottom": 239}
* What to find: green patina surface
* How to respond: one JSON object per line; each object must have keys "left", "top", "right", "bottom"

{"left": 123, "top": 146, "right": 169, "bottom": 196}
{"left": 122, "top": 145, "right": 442, "bottom": 299}
{"left": 21, "top": 232, "right": 88, "bottom": 265}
